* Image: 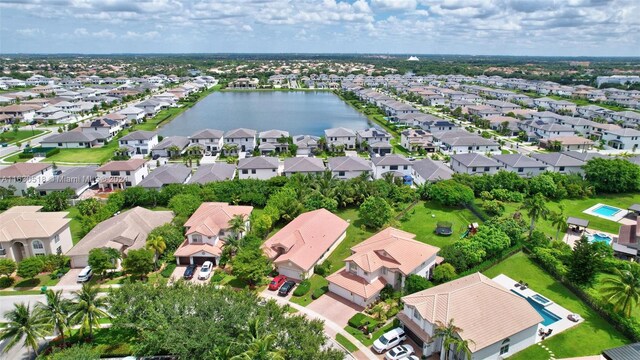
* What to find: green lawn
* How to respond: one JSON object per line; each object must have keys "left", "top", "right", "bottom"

{"left": 496, "top": 192, "right": 640, "bottom": 236}
{"left": 42, "top": 139, "right": 120, "bottom": 164}
{"left": 335, "top": 333, "right": 359, "bottom": 353}
{"left": 323, "top": 208, "right": 377, "bottom": 273}
{"left": 484, "top": 252, "right": 629, "bottom": 360}
{"left": 0, "top": 129, "right": 45, "bottom": 144}
{"left": 345, "top": 321, "right": 395, "bottom": 347}
{"left": 399, "top": 201, "right": 480, "bottom": 249}
{"left": 13, "top": 273, "right": 60, "bottom": 289}
{"left": 290, "top": 274, "right": 328, "bottom": 307}
{"left": 587, "top": 272, "right": 640, "bottom": 319}
{"left": 66, "top": 206, "right": 83, "bottom": 245}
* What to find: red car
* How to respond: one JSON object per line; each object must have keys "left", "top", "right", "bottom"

{"left": 269, "top": 275, "right": 287, "bottom": 290}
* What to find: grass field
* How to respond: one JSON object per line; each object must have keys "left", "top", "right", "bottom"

{"left": 345, "top": 321, "right": 395, "bottom": 347}
{"left": 0, "top": 129, "right": 45, "bottom": 144}
{"left": 495, "top": 192, "right": 640, "bottom": 236}
{"left": 290, "top": 274, "right": 329, "bottom": 307}
{"left": 324, "top": 208, "right": 377, "bottom": 273}
{"left": 335, "top": 333, "right": 359, "bottom": 353}
{"left": 484, "top": 252, "right": 629, "bottom": 360}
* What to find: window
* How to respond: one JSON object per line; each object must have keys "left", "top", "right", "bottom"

{"left": 251, "top": 169, "right": 256, "bottom": 174}
{"left": 518, "top": 168, "right": 524, "bottom": 173}
{"left": 500, "top": 339, "right": 510, "bottom": 355}
{"left": 32, "top": 240, "right": 44, "bottom": 250}
{"left": 110, "top": 171, "right": 120, "bottom": 176}
{"left": 413, "top": 307, "right": 421, "bottom": 320}
{"left": 472, "top": 167, "right": 476, "bottom": 172}
{"left": 559, "top": 166, "right": 565, "bottom": 171}
{"left": 54, "top": 234, "right": 60, "bottom": 243}
{"left": 242, "top": 169, "right": 248, "bottom": 174}
{"left": 338, "top": 171, "right": 345, "bottom": 176}
{"left": 192, "top": 234, "right": 202, "bottom": 243}
{"left": 56, "top": 246, "right": 62, "bottom": 255}
{"left": 125, "top": 171, "right": 131, "bottom": 175}
{"left": 125, "top": 181, "right": 132, "bottom": 187}
{"left": 390, "top": 165, "right": 398, "bottom": 170}
{"left": 484, "top": 167, "right": 490, "bottom": 172}
{"left": 349, "top": 262, "right": 358, "bottom": 274}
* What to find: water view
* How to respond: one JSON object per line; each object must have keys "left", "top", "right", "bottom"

{"left": 159, "top": 91, "right": 373, "bottom": 136}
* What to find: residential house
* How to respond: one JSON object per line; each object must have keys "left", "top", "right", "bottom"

{"left": 450, "top": 153, "right": 502, "bottom": 175}
{"left": 400, "top": 273, "right": 542, "bottom": 359}
{"left": 36, "top": 166, "right": 97, "bottom": 197}
{"left": 371, "top": 155, "right": 412, "bottom": 179}
{"left": 96, "top": 159, "right": 149, "bottom": 191}
{"left": 138, "top": 164, "right": 192, "bottom": 190}
{"left": 615, "top": 216, "right": 639, "bottom": 260}
{"left": 80, "top": 118, "right": 121, "bottom": 143}
{"left": 411, "top": 158, "right": 453, "bottom": 185}
{"left": 0, "top": 206, "right": 73, "bottom": 262}
{"left": 610, "top": 111, "right": 640, "bottom": 126}
{"left": 356, "top": 127, "right": 392, "bottom": 155}
{"left": 67, "top": 207, "right": 174, "bottom": 268}
{"left": 237, "top": 156, "right": 280, "bottom": 180}
{"left": 118, "top": 130, "right": 159, "bottom": 155}
{"left": 0, "top": 163, "right": 53, "bottom": 196}
{"left": 560, "top": 151, "right": 608, "bottom": 162}
{"left": 521, "top": 121, "right": 575, "bottom": 140}
{"left": 327, "top": 227, "right": 440, "bottom": 307}
{"left": 487, "top": 115, "right": 520, "bottom": 137}
{"left": 327, "top": 156, "right": 373, "bottom": 179}
{"left": 539, "top": 136, "right": 594, "bottom": 151}
{"left": 40, "top": 131, "right": 98, "bottom": 149}
{"left": 224, "top": 128, "right": 257, "bottom": 153}
{"left": 282, "top": 157, "right": 325, "bottom": 177}
{"left": 262, "top": 209, "right": 349, "bottom": 280}
{"left": 189, "top": 163, "right": 236, "bottom": 184}
{"left": 0, "top": 104, "right": 40, "bottom": 121}
{"left": 325, "top": 127, "right": 356, "bottom": 150}
{"left": 434, "top": 131, "right": 500, "bottom": 154}
{"left": 258, "top": 129, "right": 290, "bottom": 154}
{"left": 173, "top": 202, "right": 253, "bottom": 265}
{"left": 601, "top": 128, "right": 640, "bottom": 150}
{"left": 118, "top": 106, "right": 146, "bottom": 124}
{"left": 293, "top": 135, "right": 319, "bottom": 156}
{"left": 401, "top": 129, "right": 435, "bottom": 152}
{"left": 529, "top": 153, "right": 585, "bottom": 174}
{"left": 134, "top": 99, "right": 163, "bottom": 116}
{"left": 152, "top": 136, "right": 190, "bottom": 158}
{"left": 493, "top": 154, "right": 547, "bottom": 177}
{"left": 190, "top": 129, "right": 224, "bottom": 154}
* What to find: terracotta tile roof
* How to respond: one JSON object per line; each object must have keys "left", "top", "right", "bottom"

{"left": 262, "top": 209, "right": 349, "bottom": 271}
{"left": 184, "top": 202, "right": 253, "bottom": 237}
{"left": 0, "top": 163, "right": 51, "bottom": 178}
{"left": 346, "top": 227, "right": 440, "bottom": 275}
{"left": 402, "top": 273, "right": 543, "bottom": 352}
{"left": 326, "top": 269, "right": 387, "bottom": 299}
{"left": 173, "top": 239, "right": 223, "bottom": 257}
{"left": 0, "top": 206, "right": 70, "bottom": 242}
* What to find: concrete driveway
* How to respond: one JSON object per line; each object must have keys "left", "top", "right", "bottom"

{"left": 56, "top": 268, "right": 84, "bottom": 287}
{"left": 169, "top": 265, "right": 213, "bottom": 284}
{"left": 307, "top": 292, "right": 364, "bottom": 327}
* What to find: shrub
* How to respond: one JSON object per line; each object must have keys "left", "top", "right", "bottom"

{"left": 405, "top": 274, "right": 433, "bottom": 294}
{"left": 379, "top": 284, "right": 399, "bottom": 300}
{"left": 17, "top": 257, "right": 44, "bottom": 279}
{"left": 160, "top": 263, "right": 177, "bottom": 278}
{"left": 312, "top": 286, "right": 328, "bottom": 300}
{"left": 348, "top": 313, "right": 379, "bottom": 330}
{"left": 293, "top": 279, "right": 311, "bottom": 297}
{"left": 433, "top": 263, "right": 457, "bottom": 283}
{"left": 210, "top": 272, "right": 226, "bottom": 283}
{"left": 314, "top": 262, "right": 332, "bottom": 277}
{"left": 0, "top": 276, "right": 14, "bottom": 289}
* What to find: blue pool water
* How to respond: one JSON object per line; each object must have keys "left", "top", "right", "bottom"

{"left": 592, "top": 205, "right": 622, "bottom": 218}
{"left": 588, "top": 233, "right": 612, "bottom": 244}
{"left": 512, "top": 290, "right": 561, "bottom": 326}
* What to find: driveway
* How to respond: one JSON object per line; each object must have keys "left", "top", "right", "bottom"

{"left": 307, "top": 292, "right": 363, "bottom": 327}
{"left": 169, "top": 265, "right": 213, "bottom": 284}
{"left": 56, "top": 268, "right": 84, "bottom": 287}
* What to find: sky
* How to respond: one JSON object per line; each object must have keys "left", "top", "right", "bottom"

{"left": 0, "top": 0, "right": 639, "bottom": 56}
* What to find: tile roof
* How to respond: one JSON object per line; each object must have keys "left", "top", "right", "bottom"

{"left": 493, "top": 154, "right": 543, "bottom": 168}
{"left": 283, "top": 157, "right": 325, "bottom": 173}
{"left": 119, "top": 130, "right": 157, "bottom": 141}
{"left": 412, "top": 158, "right": 453, "bottom": 181}
{"left": 139, "top": 164, "right": 191, "bottom": 188}
{"left": 237, "top": 156, "right": 279, "bottom": 169}
{"left": 371, "top": 154, "right": 411, "bottom": 166}
{"left": 184, "top": 202, "right": 253, "bottom": 237}
{"left": 97, "top": 159, "right": 147, "bottom": 172}
{"left": 189, "top": 163, "right": 236, "bottom": 184}
{"left": 224, "top": 128, "right": 257, "bottom": 138}
{"left": 0, "top": 206, "right": 70, "bottom": 242}
{"left": 530, "top": 153, "right": 585, "bottom": 167}
{"left": 0, "top": 163, "right": 52, "bottom": 177}
{"left": 328, "top": 156, "right": 372, "bottom": 172}
{"left": 326, "top": 269, "right": 387, "bottom": 299}
{"left": 36, "top": 166, "right": 97, "bottom": 191}
{"left": 325, "top": 127, "right": 356, "bottom": 137}
{"left": 451, "top": 153, "right": 500, "bottom": 167}
{"left": 190, "top": 128, "right": 224, "bottom": 139}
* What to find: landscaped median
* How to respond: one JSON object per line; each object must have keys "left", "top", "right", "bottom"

{"left": 289, "top": 275, "right": 329, "bottom": 306}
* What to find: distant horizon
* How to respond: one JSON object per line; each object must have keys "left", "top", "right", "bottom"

{"left": 1, "top": 1, "right": 638, "bottom": 56}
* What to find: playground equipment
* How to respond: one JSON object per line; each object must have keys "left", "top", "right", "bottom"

{"left": 460, "top": 222, "right": 479, "bottom": 239}
{"left": 435, "top": 221, "right": 453, "bottom": 236}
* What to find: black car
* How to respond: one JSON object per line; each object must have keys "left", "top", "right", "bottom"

{"left": 152, "top": 154, "right": 160, "bottom": 160}
{"left": 183, "top": 264, "right": 197, "bottom": 280}
{"left": 278, "top": 280, "right": 296, "bottom": 296}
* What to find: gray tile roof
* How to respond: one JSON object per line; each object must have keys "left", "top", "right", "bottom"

{"left": 139, "top": 164, "right": 191, "bottom": 188}
{"left": 371, "top": 154, "right": 411, "bottom": 166}
{"left": 493, "top": 154, "right": 543, "bottom": 168}
{"left": 42, "top": 131, "right": 97, "bottom": 143}
{"left": 325, "top": 127, "right": 355, "bottom": 137}
{"left": 36, "top": 166, "right": 97, "bottom": 191}
{"left": 237, "top": 156, "right": 279, "bottom": 169}
{"left": 451, "top": 153, "right": 500, "bottom": 167}
{"left": 225, "top": 128, "right": 256, "bottom": 138}
{"left": 412, "top": 158, "right": 453, "bottom": 182}
{"left": 189, "top": 163, "right": 236, "bottom": 184}
{"left": 283, "top": 157, "right": 325, "bottom": 173}
{"left": 602, "top": 342, "right": 640, "bottom": 360}
{"left": 119, "top": 130, "right": 157, "bottom": 141}
{"left": 259, "top": 129, "right": 290, "bottom": 139}
{"left": 154, "top": 136, "right": 190, "bottom": 150}
{"left": 561, "top": 151, "right": 608, "bottom": 162}
{"left": 529, "top": 152, "right": 585, "bottom": 167}
{"left": 328, "top": 156, "right": 372, "bottom": 172}
{"left": 190, "top": 128, "right": 223, "bottom": 139}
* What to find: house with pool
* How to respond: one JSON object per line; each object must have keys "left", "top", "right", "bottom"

{"left": 399, "top": 273, "right": 544, "bottom": 360}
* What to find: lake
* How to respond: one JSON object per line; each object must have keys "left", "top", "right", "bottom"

{"left": 159, "top": 91, "right": 373, "bottom": 137}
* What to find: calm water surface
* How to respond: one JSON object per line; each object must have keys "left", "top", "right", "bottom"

{"left": 159, "top": 91, "right": 373, "bottom": 136}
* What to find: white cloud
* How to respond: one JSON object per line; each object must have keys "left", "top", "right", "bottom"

{"left": 371, "top": 0, "right": 417, "bottom": 10}
{"left": 15, "top": 28, "right": 42, "bottom": 37}
{"left": 242, "top": 24, "right": 253, "bottom": 32}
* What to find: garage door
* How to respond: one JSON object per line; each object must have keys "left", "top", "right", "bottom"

{"left": 71, "top": 255, "right": 89, "bottom": 268}
{"left": 177, "top": 257, "right": 191, "bottom": 265}
{"left": 192, "top": 256, "right": 216, "bottom": 266}
{"left": 277, "top": 266, "right": 303, "bottom": 280}
{"left": 405, "top": 327, "right": 425, "bottom": 348}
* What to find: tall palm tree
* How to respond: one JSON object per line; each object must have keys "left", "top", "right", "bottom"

{"left": 229, "top": 214, "right": 247, "bottom": 240}
{"left": 0, "top": 303, "right": 50, "bottom": 357}
{"left": 70, "top": 283, "right": 110, "bottom": 339}
{"left": 36, "top": 290, "right": 71, "bottom": 346}
{"left": 550, "top": 205, "right": 567, "bottom": 242}
{"left": 602, "top": 267, "right": 640, "bottom": 318}
{"left": 434, "top": 319, "right": 462, "bottom": 360}
{"left": 522, "top": 193, "right": 549, "bottom": 238}
{"left": 146, "top": 234, "right": 166, "bottom": 270}
{"left": 231, "top": 318, "right": 285, "bottom": 360}
{"left": 453, "top": 338, "right": 475, "bottom": 360}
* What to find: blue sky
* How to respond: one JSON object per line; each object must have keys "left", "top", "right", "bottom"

{"left": 1, "top": 0, "right": 639, "bottom": 56}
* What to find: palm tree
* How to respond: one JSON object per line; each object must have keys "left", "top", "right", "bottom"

{"left": 522, "top": 193, "right": 549, "bottom": 238}
{"left": 601, "top": 267, "right": 640, "bottom": 318}
{"left": 453, "top": 338, "right": 475, "bottom": 360}
{"left": 229, "top": 214, "right": 247, "bottom": 240}
{"left": 0, "top": 303, "right": 50, "bottom": 356}
{"left": 70, "top": 283, "right": 110, "bottom": 339}
{"left": 434, "top": 319, "right": 460, "bottom": 360}
{"left": 550, "top": 205, "right": 567, "bottom": 242}
{"left": 231, "top": 319, "right": 285, "bottom": 360}
{"left": 37, "top": 290, "right": 71, "bottom": 346}
{"left": 146, "top": 234, "right": 166, "bottom": 270}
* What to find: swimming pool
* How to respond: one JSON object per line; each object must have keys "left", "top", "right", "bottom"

{"left": 512, "top": 290, "right": 562, "bottom": 326}
{"left": 530, "top": 294, "right": 553, "bottom": 307}
{"left": 592, "top": 205, "right": 622, "bottom": 218}
{"left": 588, "top": 233, "right": 613, "bottom": 244}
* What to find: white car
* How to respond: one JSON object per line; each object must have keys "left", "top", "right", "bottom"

{"left": 384, "top": 344, "right": 414, "bottom": 360}
{"left": 197, "top": 261, "right": 213, "bottom": 280}
{"left": 77, "top": 266, "right": 92, "bottom": 283}
{"left": 373, "top": 327, "right": 406, "bottom": 353}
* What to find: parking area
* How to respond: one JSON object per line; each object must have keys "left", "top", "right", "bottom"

{"left": 371, "top": 337, "right": 425, "bottom": 360}
{"left": 169, "top": 265, "right": 215, "bottom": 284}
{"left": 307, "top": 292, "right": 363, "bottom": 327}
{"left": 57, "top": 268, "right": 84, "bottom": 286}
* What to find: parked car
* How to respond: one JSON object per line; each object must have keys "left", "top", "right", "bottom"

{"left": 269, "top": 275, "right": 287, "bottom": 291}
{"left": 384, "top": 345, "right": 414, "bottom": 360}
{"left": 183, "top": 264, "right": 197, "bottom": 280}
{"left": 53, "top": 169, "right": 62, "bottom": 176}
{"left": 198, "top": 261, "right": 213, "bottom": 280}
{"left": 407, "top": 356, "right": 419, "bottom": 360}
{"left": 152, "top": 154, "right": 160, "bottom": 160}
{"left": 77, "top": 266, "right": 92, "bottom": 283}
{"left": 278, "top": 280, "right": 296, "bottom": 296}
{"left": 373, "top": 327, "right": 406, "bottom": 353}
